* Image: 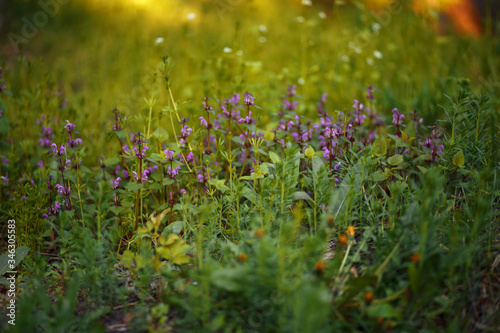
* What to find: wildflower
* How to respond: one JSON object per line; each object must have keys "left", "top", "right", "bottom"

{"left": 283, "top": 99, "right": 298, "bottom": 111}
{"left": 51, "top": 143, "right": 67, "bottom": 156}
{"left": 133, "top": 145, "right": 148, "bottom": 159}
{"left": 237, "top": 253, "right": 248, "bottom": 263}
{"left": 113, "top": 192, "right": 121, "bottom": 206}
{"left": 346, "top": 226, "right": 355, "bottom": 237}
{"left": 334, "top": 178, "right": 339, "bottom": 187}
{"left": 411, "top": 252, "right": 422, "bottom": 263}
{"left": 364, "top": 291, "right": 374, "bottom": 303}
{"left": 199, "top": 116, "right": 208, "bottom": 128}
{"left": 243, "top": 92, "right": 256, "bottom": 106}
{"left": 122, "top": 169, "right": 129, "bottom": 178}
{"left": 53, "top": 202, "right": 61, "bottom": 214}
{"left": 112, "top": 177, "right": 121, "bottom": 190}
{"left": 37, "top": 160, "right": 44, "bottom": 168}
{"left": 67, "top": 137, "right": 82, "bottom": 148}
{"left": 338, "top": 234, "right": 348, "bottom": 246}
{"left": 334, "top": 163, "right": 341, "bottom": 172}
{"left": 238, "top": 111, "right": 255, "bottom": 124}
{"left": 164, "top": 149, "right": 175, "bottom": 161}
{"left": 392, "top": 108, "right": 405, "bottom": 127}
{"left": 256, "top": 228, "right": 265, "bottom": 238}
{"left": 186, "top": 152, "right": 194, "bottom": 163}
{"left": 55, "top": 184, "right": 71, "bottom": 196}
{"left": 1, "top": 176, "right": 8, "bottom": 184}
{"left": 314, "top": 260, "right": 325, "bottom": 273}
{"left": 1, "top": 155, "right": 7, "bottom": 164}
{"left": 166, "top": 165, "right": 181, "bottom": 179}
{"left": 180, "top": 188, "right": 187, "bottom": 196}
{"left": 64, "top": 122, "right": 75, "bottom": 133}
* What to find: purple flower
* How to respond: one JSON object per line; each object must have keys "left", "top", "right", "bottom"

{"left": 37, "top": 160, "right": 44, "bottom": 168}
{"left": 123, "top": 145, "right": 131, "bottom": 153}
{"left": 238, "top": 111, "right": 255, "bottom": 124}
{"left": 53, "top": 202, "right": 61, "bottom": 214}
{"left": 437, "top": 145, "right": 444, "bottom": 155}
{"left": 180, "top": 188, "right": 187, "bottom": 196}
{"left": 334, "top": 178, "right": 339, "bottom": 187}
{"left": 366, "top": 85, "right": 375, "bottom": 100}
{"left": 1, "top": 176, "right": 8, "bottom": 184}
{"left": 51, "top": 143, "right": 67, "bottom": 156}
{"left": 283, "top": 99, "right": 299, "bottom": 111}
{"left": 133, "top": 145, "right": 148, "bottom": 159}
{"left": 186, "top": 152, "right": 194, "bottom": 163}
{"left": 229, "top": 94, "right": 240, "bottom": 105}
{"left": 164, "top": 149, "right": 175, "bottom": 161}
{"left": 243, "top": 92, "right": 256, "bottom": 106}
{"left": 166, "top": 165, "right": 181, "bottom": 179}
{"left": 55, "top": 184, "right": 71, "bottom": 196}
{"left": 122, "top": 169, "right": 129, "bottom": 178}
{"left": 67, "top": 137, "right": 82, "bottom": 148}
{"left": 392, "top": 108, "right": 405, "bottom": 127}
{"left": 334, "top": 163, "right": 341, "bottom": 172}
{"left": 1, "top": 155, "right": 7, "bottom": 164}
{"left": 64, "top": 122, "right": 75, "bottom": 133}
{"left": 287, "top": 85, "right": 297, "bottom": 97}
{"left": 112, "top": 177, "right": 121, "bottom": 190}
{"left": 199, "top": 116, "right": 208, "bottom": 128}
{"left": 39, "top": 137, "right": 52, "bottom": 147}
{"left": 180, "top": 125, "right": 193, "bottom": 137}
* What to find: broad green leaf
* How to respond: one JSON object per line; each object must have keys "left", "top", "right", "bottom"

{"left": 371, "top": 135, "right": 387, "bottom": 157}
{"left": 293, "top": 191, "right": 313, "bottom": 202}
{"left": 452, "top": 150, "right": 465, "bottom": 168}
{"left": 126, "top": 182, "right": 143, "bottom": 192}
{"left": 0, "top": 246, "right": 30, "bottom": 275}
{"left": 388, "top": 154, "right": 403, "bottom": 166}
{"left": 269, "top": 151, "right": 281, "bottom": 164}
{"left": 371, "top": 171, "right": 387, "bottom": 182}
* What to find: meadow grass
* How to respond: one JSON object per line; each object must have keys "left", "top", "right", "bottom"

{"left": 0, "top": 1, "right": 499, "bottom": 332}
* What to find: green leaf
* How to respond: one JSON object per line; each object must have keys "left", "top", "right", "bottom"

{"left": 293, "top": 191, "right": 313, "bottom": 202}
{"left": 452, "top": 150, "right": 465, "bottom": 168}
{"left": 371, "top": 171, "right": 387, "bottom": 182}
{"left": 126, "top": 182, "right": 143, "bottom": 192}
{"left": 371, "top": 135, "right": 387, "bottom": 157}
{"left": 367, "top": 303, "right": 401, "bottom": 319}
{"left": 0, "top": 246, "right": 30, "bottom": 276}
{"left": 269, "top": 151, "right": 281, "bottom": 164}
{"left": 120, "top": 250, "right": 135, "bottom": 270}
{"left": 162, "top": 221, "right": 185, "bottom": 235}
{"left": 210, "top": 268, "right": 244, "bottom": 292}
{"left": 387, "top": 154, "right": 403, "bottom": 166}
{"left": 311, "top": 156, "right": 324, "bottom": 174}
{"left": 417, "top": 166, "right": 428, "bottom": 174}
{"left": 103, "top": 156, "right": 120, "bottom": 166}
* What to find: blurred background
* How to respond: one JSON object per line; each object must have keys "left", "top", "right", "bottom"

{"left": 0, "top": 0, "right": 498, "bottom": 162}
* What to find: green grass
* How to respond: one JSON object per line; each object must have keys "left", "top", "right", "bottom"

{"left": 0, "top": 1, "right": 499, "bottom": 332}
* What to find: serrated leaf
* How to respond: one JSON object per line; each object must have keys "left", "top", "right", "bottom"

{"left": 387, "top": 154, "right": 403, "bottom": 166}
{"left": 452, "top": 150, "right": 465, "bottom": 168}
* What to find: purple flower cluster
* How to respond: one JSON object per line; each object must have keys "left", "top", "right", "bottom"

{"left": 51, "top": 143, "right": 67, "bottom": 156}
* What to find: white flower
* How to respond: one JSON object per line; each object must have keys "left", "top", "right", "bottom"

{"left": 373, "top": 50, "right": 383, "bottom": 59}
{"left": 298, "top": 78, "right": 305, "bottom": 85}
{"left": 258, "top": 25, "right": 267, "bottom": 33}
{"left": 223, "top": 47, "right": 232, "bottom": 53}
{"left": 319, "top": 12, "right": 327, "bottom": 19}
{"left": 296, "top": 16, "right": 305, "bottom": 23}
{"left": 366, "top": 58, "right": 374, "bottom": 66}
{"left": 301, "top": 0, "right": 312, "bottom": 6}
{"left": 187, "top": 13, "right": 196, "bottom": 21}
{"left": 154, "top": 37, "right": 164, "bottom": 45}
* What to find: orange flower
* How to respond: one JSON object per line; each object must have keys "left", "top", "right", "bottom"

{"left": 339, "top": 234, "right": 348, "bottom": 246}
{"left": 256, "top": 228, "right": 265, "bottom": 238}
{"left": 364, "top": 291, "right": 374, "bottom": 303}
{"left": 315, "top": 260, "right": 325, "bottom": 273}
{"left": 411, "top": 252, "right": 422, "bottom": 263}
{"left": 237, "top": 253, "right": 248, "bottom": 263}
{"left": 346, "top": 226, "right": 355, "bottom": 237}
{"left": 327, "top": 215, "right": 335, "bottom": 226}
